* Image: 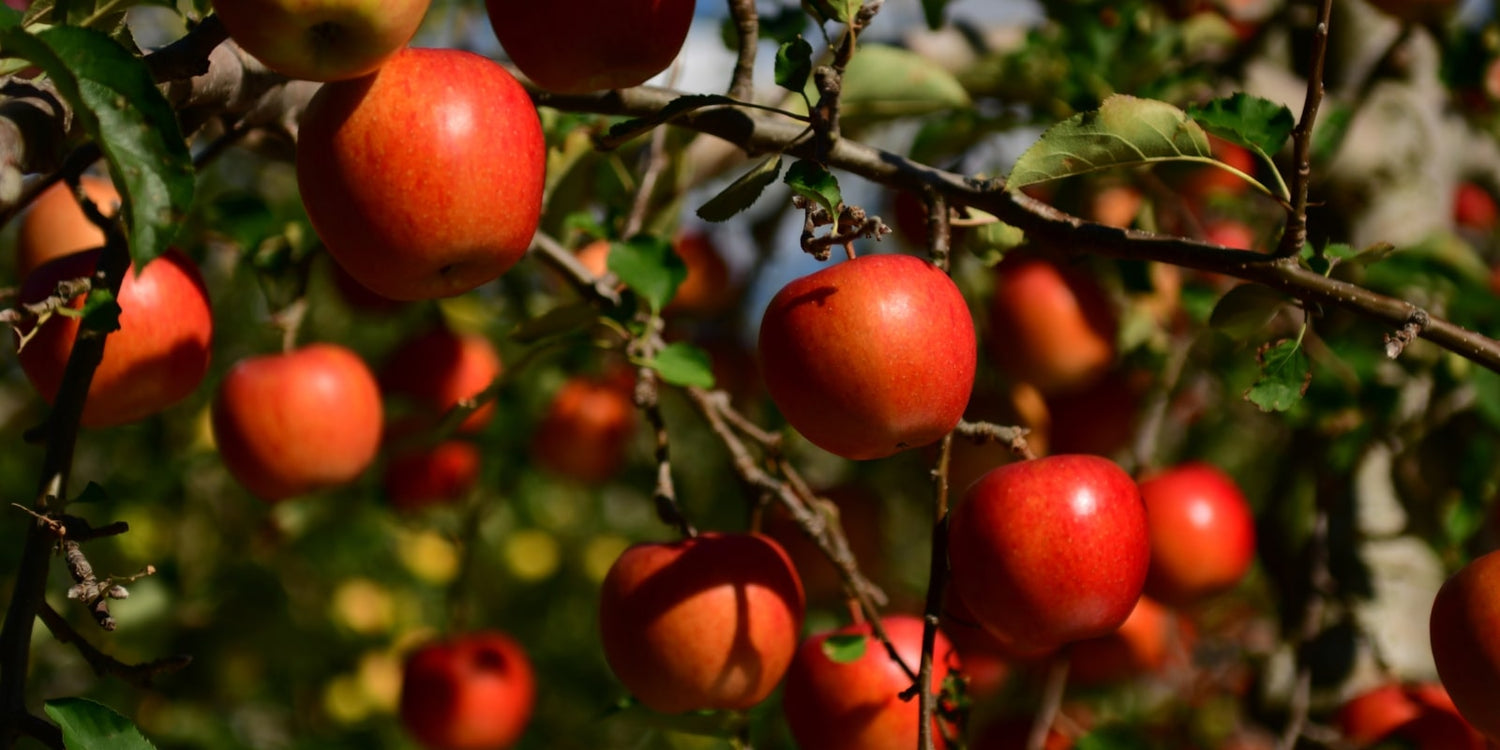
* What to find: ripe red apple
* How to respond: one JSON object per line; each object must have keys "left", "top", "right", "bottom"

{"left": 1044, "top": 368, "right": 1144, "bottom": 458}
{"left": 1454, "top": 181, "right": 1498, "bottom": 231}
{"left": 383, "top": 440, "right": 481, "bottom": 512}
{"left": 758, "top": 253, "right": 976, "bottom": 460}
{"left": 211, "top": 344, "right": 383, "bottom": 502}
{"left": 948, "top": 454, "right": 1149, "bottom": 653}
{"left": 1339, "top": 682, "right": 1486, "bottom": 750}
{"left": 17, "top": 248, "right": 212, "bottom": 428}
{"left": 399, "top": 631, "right": 535, "bottom": 750}
{"left": 380, "top": 327, "right": 502, "bottom": 435}
{"left": 1139, "top": 462, "right": 1257, "bottom": 606}
{"left": 1430, "top": 550, "right": 1500, "bottom": 743}
{"left": 988, "top": 257, "right": 1116, "bottom": 397}
{"left": 1068, "top": 595, "right": 1173, "bottom": 686}
{"left": 484, "top": 0, "right": 693, "bottom": 94}
{"left": 1204, "top": 220, "right": 1256, "bottom": 251}
{"left": 15, "top": 176, "right": 120, "bottom": 279}
{"left": 297, "top": 47, "right": 545, "bottom": 300}
{"left": 597, "top": 532, "right": 805, "bottom": 714}
{"left": 212, "top": 0, "right": 428, "bottom": 82}
{"left": 782, "top": 614, "right": 960, "bottom": 750}
{"left": 530, "top": 372, "right": 637, "bottom": 483}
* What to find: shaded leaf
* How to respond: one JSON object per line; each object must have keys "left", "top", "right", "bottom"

{"left": 1187, "top": 92, "right": 1296, "bottom": 156}
{"left": 608, "top": 236, "right": 686, "bottom": 313}
{"left": 822, "top": 633, "right": 867, "bottom": 663}
{"left": 1007, "top": 95, "right": 1211, "bottom": 189}
{"left": 959, "top": 210, "right": 1026, "bottom": 266}
{"left": 784, "top": 160, "right": 842, "bottom": 219}
{"left": 775, "top": 38, "right": 813, "bottom": 94}
{"left": 647, "top": 343, "right": 716, "bottom": 388}
{"left": 72, "top": 481, "right": 109, "bottom": 505}
{"left": 921, "top": 0, "right": 950, "bottom": 29}
{"left": 45, "top": 698, "right": 157, "bottom": 750}
{"left": 840, "top": 44, "right": 971, "bottom": 121}
{"left": 1076, "top": 725, "right": 1154, "bottom": 750}
{"left": 0, "top": 26, "right": 193, "bottom": 267}
{"left": 1244, "top": 337, "right": 1311, "bottom": 412}
{"left": 1209, "top": 284, "right": 1286, "bottom": 340}
{"left": 510, "top": 303, "right": 599, "bottom": 344}
{"left": 697, "top": 155, "right": 783, "bottom": 222}
{"left": 78, "top": 290, "right": 121, "bottom": 334}
{"left": 604, "top": 94, "right": 737, "bottom": 145}
{"left": 603, "top": 697, "right": 748, "bottom": 739}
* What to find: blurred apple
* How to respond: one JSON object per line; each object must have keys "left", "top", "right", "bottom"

{"left": 382, "top": 441, "right": 481, "bottom": 512}
{"left": 1454, "top": 181, "right": 1498, "bottom": 232}
{"left": 484, "top": 0, "right": 693, "bottom": 93}
{"left": 400, "top": 631, "right": 535, "bottom": 750}
{"left": 15, "top": 175, "right": 119, "bottom": 279}
{"left": 1068, "top": 596, "right": 1175, "bottom": 686}
{"left": 1087, "top": 184, "right": 1144, "bottom": 229}
{"left": 381, "top": 327, "right": 502, "bottom": 435}
{"left": 530, "top": 372, "right": 637, "bottom": 483}
{"left": 988, "top": 257, "right": 1116, "bottom": 397}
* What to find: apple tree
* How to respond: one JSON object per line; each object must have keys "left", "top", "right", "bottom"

{"left": 2, "top": 0, "right": 1500, "bottom": 748}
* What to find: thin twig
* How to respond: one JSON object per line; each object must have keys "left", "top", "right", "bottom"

{"left": 37, "top": 602, "right": 191, "bottom": 689}
{"left": 726, "top": 0, "right": 760, "bottom": 101}
{"left": 912, "top": 434, "right": 954, "bottom": 750}
{"left": 1030, "top": 648, "right": 1071, "bottom": 750}
{"left": 1276, "top": 0, "right": 1334, "bottom": 258}
{"left": 955, "top": 420, "right": 1036, "bottom": 461}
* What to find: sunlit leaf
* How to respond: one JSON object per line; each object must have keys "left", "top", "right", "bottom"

{"left": 1188, "top": 92, "right": 1296, "bottom": 156}
{"left": 608, "top": 235, "right": 686, "bottom": 313}
{"left": 785, "top": 160, "right": 842, "bottom": 219}
{"left": 1244, "top": 337, "right": 1311, "bottom": 412}
{"left": 647, "top": 343, "right": 716, "bottom": 388}
{"left": 840, "top": 44, "right": 971, "bottom": 120}
{"left": 1007, "top": 95, "right": 1212, "bottom": 190}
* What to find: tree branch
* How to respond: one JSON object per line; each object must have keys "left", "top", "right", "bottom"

{"left": 1276, "top": 0, "right": 1334, "bottom": 258}
{"left": 725, "top": 0, "right": 759, "bottom": 101}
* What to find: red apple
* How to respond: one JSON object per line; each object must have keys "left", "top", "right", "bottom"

{"left": 988, "top": 257, "right": 1116, "bottom": 397}
{"left": 1068, "top": 595, "right": 1173, "bottom": 686}
{"left": 484, "top": 0, "right": 693, "bottom": 94}
{"left": 380, "top": 327, "right": 502, "bottom": 435}
{"left": 16, "top": 248, "right": 212, "bottom": 428}
{"left": 1087, "top": 184, "right": 1144, "bottom": 230}
{"left": 1454, "top": 181, "right": 1498, "bottom": 232}
{"left": 297, "top": 47, "right": 545, "bottom": 300}
{"left": 758, "top": 253, "right": 976, "bottom": 460}
{"left": 15, "top": 176, "right": 120, "bottom": 279}
{"left": 1430, "top": 550, "right": 1500, "bottom": 743}
{"left": 948, "top": 454, "right": 1150, "bottom": 652}
{"left": 383, "top": 440, "right": 481, "bottom": 512}
{"left": 1139, "top": 462, "right": 1257, "bottom": 606}
{"left": 530, "top": 372, "right": 637, "bottom": 483}
{"left": 597, "top": 532, "right": 805, "bottom": 714}
{"left": 212, "top": 0, "right": 428, "bottom": 82}
{"left": 664, "top": 232, "right": 732, "bottom": 316}
{"left": 1044, "top": 368, "right": 1144, "bottom": 458}
{"left": 1204, "top": 220, "right": 1256, "bottom": 251}
{"left": 1339, "top": 682, "right": 1486, "bottom": 750}
{"left": 782, "top": 614, "right": 960, "bottom": 750}
{"left": 399, "top": 631, "right": 535, "bottom": 750}
{"left": 211, "top": 343, "right": 383, "bottom": 502}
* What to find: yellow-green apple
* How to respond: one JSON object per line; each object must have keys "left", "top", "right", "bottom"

{"left": 1430, "top": 550, "right": 1500, "bottom": 743}
{"left": 948, "top": 454, "right": 1149, "bottom": 653}
{"left": 212, "top": 0, "right": 429, "bottom": 82}
{"left": 530, "top": 371, "right": 637, "bottom": 484}
{"left": 399, "top": 631, "right": 535, "bottom": 750}
{"left": 988, "top": 257, "right": 1116, "bottom": 396}
{"left": 1139, "top": 462, "right": 1257, "bottom": 606}
{"left": 782, "top": 614, "right": 960, "bottom": 750}
{"left": 484, "top": 0, "right": 693, "bottom": 93}
{"left": 758, "top": 253, "right": 976, "bottom": 460}
{"left": 15, "top": 176, "right": 120, "bottom": 279}
{"left": 380, "top": 327, "right": 502, "bottom": 435}
{"left": 297, "top": 47, "right": 545, "bottom": 300}
{"left": 597, "top": 532, "right": 804, "bottom": 714}
{"left": 383, "top": 440, "right": 481, "bottom": 512}
{"left": 211, "top": 344, "right": 382, "bottom": 502}
{"left": 17, "top": 248, "right": 212, "bottom": 428}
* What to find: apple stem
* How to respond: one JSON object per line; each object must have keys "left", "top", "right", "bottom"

{"left": 270, "top": 298, "right": 307, "bottom": 354}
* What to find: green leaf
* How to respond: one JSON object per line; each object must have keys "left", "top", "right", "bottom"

{"left": 561, "top": 211, "right": 608, "bottom": 241}
{"left": 1007, "top": 95, "right": 1212, "bottom": 190}
{"left": 774, "top": 38, "right": 813, "bottom": 94}
{"left": 1244, "top": 337, "right": 1311, "bottom": 412}
{"left": 784, "top": 160, "right": 843, "bottom": 220}
{"left": 696, "top": 155, "right": 782, "bottom": 223}
{"left": 45, "top": 698, "right": 157, "bottom": 750}
{"left": 607, "top": 235, "right": 686, "bottom": 313}
{"left": 959, "top": 210, "right": 1026, "bottom": 266}
{"left": 1075, "top": 725, "right": 1154, "bottom": 750}
{"left": 1208, "top": 284, "right": 1286, "bottom": 340}
{"left": 510, "top": 303, "right": 599, "bottom": 344}
{"left": 759, "top": 4, "right": 812, "bottom": 45}
{"left": 1471, "top": 367, "right": 1500, "bottom": 430}
{"left": 603, "top": 94, "right": 737, "bottom": 145}
{"left": 839, "top": 44, "right": 971, "bottom": 121}
{"left": 1310, "top": 103, "right": 1354, "bottom": 164}
{"left": 78, "top": 289, "right": 121, "bottom": 334}
{"left": 72, "top": 481, "right": 109, "bottom": 504}
{"left": 1187, "top": 92, "right": 1296, "bottom": 156}
{"left": 921, "top": 0, "right": 949, "bottom": 29}
{"left": 647, "top": 343, "right": 716, "bottom": 388}
{"left": 604, "top": 696, "right": 748, "bottom": 739}
{"left": 0, "top": 26, "right": 193, "bottom": 268}
{"left": 822, "top": 633, "right": 868, "bottom": 663}
{"left": 803, "top": 0, "right": 856, "bottom": 24}
{"left": 0, "top": 4, "right": 20, "bottom": 27}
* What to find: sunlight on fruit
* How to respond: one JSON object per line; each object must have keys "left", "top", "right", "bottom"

{"left": 357, "top": 649, "right": 404, "bottom": 713}
{"left": 503, "top": 529, "right": 560, "bottom": 581}
{"left": 322, "top": 673, "right": 371, "bottom": 725}
{"left": 582, "top": 534, "right": 631, "bottom": 583}
{"left": 330, "top": 578, "right": 394, "bottom": 635}
{"left": 396, "top": 528, "right": 461, "bottom": 585}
